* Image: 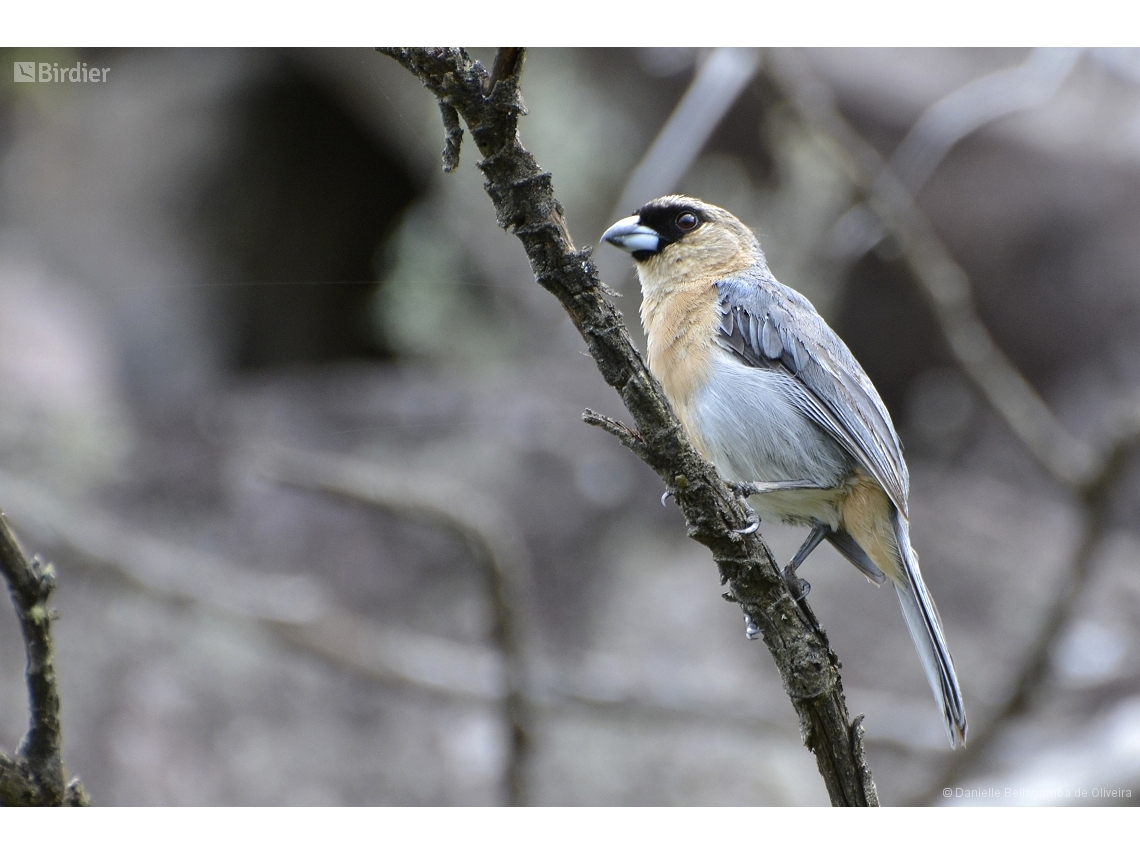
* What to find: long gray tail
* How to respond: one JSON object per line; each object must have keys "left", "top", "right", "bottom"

{"left": 891, "top": 508, "right": 967, "bottom": 748}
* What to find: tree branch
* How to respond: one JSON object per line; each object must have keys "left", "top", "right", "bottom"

{"left": 0, "top": 512, "right": 88, "bottom": 806}
{"left": 378, "top": 46, "right": 877, "bottom": 806}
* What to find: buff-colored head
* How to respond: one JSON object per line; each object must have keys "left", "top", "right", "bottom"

{"left": 601, "top": 195, "right": 764, "bottom": 295}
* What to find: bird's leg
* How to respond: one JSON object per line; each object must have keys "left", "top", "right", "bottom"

{"left": 727, "top": 479, "right": 819, "bottom": 535}
{"left": 741, "top": 523, "right": 827, "bottom": 640}
{"left": 728, "top": 478, "right": 819, "bottom": 499}
{"left": 783, "top": 523, "right": 829, "bottom": 602}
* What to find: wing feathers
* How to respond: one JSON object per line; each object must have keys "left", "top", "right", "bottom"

{"left": 715, "top": 274, "right": 909, "bottom": 515}
{"left": 760, "top": 315, "right": 782, "bottom": 359}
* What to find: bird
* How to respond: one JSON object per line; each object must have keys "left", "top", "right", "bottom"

{"left": 601, "top": 195, "right": 967, "bottom": 748}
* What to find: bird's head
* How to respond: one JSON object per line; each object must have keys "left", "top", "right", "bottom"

{"left": 601, "top": 195, "right": 764, "bottom": 293}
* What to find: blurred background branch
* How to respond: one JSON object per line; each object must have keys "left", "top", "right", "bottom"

{"left": 887, "top": 48, "right": 1083, "bottom": 200}
{"left": 249, "top": 444, "right": 539, "bottom": 806}
{"left": 925, "top": 412, "right": 1140, "bottom": 802}
{"left": 608, "top": 48, "right": 761, "bottom": 222}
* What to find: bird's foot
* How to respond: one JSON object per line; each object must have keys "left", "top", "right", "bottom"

{"left": 726, "top": 482, "right": 762, "bottom": 534}
{"left": 781, "top": 563, "right": 821, "bottom": 632}
{"left": 782, "top": 564, "right": 811, "bottom": 601}
{"left": 743, "top": 613, "right": 761, "bottom": 640}
{"left": 732, "top": 508, "right": 760, "bottom": 535}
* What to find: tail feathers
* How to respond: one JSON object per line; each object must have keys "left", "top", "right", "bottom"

{"left": 891, "top": 509, "right": 968, "bottom": 748}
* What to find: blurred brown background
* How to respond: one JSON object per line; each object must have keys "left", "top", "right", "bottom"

{"left": 1, "top": 47, "right": 1139, "bottom": 805}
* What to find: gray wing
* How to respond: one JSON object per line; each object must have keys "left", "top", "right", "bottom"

{"left": 715, "top": 272, "right": 910, "bottom": 515}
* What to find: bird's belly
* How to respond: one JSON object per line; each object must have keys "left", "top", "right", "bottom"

{"left": 683, "top": 356, "right": 853, "bottom": 527}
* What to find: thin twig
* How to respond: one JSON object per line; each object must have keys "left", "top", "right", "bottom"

{"left": 378, "top": 46, "right": 877, "bottom": 806}
{"left": 0, "top": 512, "right": 88, "bottom": 806}
{"left": 581, "top": 408, "right": 647, "bottom": 456}
{"left": 438, "top": 103, "right": 463, "bottom": 173}
{"left": 486, "top": 48, "right": 523, "bottom": 95}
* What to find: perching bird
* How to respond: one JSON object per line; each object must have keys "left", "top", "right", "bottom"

{"left": 602, "top": 195, "right": 967, "bottom": 747}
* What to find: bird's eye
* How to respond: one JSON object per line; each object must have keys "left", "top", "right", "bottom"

{"left": 677, "top": 211, "right": 698, "bottom": 231}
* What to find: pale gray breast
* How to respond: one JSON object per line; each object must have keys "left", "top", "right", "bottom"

{"left": 690, "top": 351, "right": 854, "bottom": 488}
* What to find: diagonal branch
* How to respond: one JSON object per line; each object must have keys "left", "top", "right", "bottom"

{"left": 886, "top": 48, "right": 1082, "bottom": 198}
{"left": 608, "top": 47, "right": 761, "bottom": 227}
{"left": 378, "top": 46, "right": 877, "bottom": 806}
